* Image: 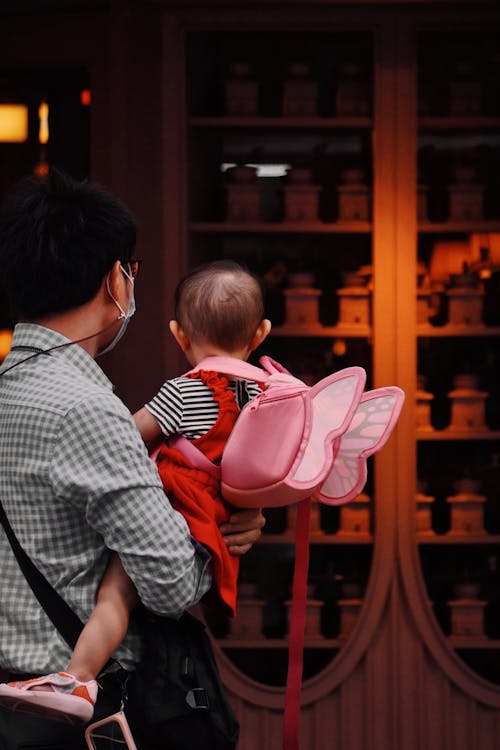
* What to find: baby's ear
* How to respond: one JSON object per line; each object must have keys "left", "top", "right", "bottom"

{"left": 169, "top": 320, "right": 190, "bottom": 352}
{"left": 250, "top": 319, "right": 271, "bottom": 351}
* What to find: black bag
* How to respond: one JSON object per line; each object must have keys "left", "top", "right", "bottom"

{"left": 128, "top": 609, "right": 239, "bottom": 750}
{"left": 0, "top": 500, "right": 239, "bottom": 750}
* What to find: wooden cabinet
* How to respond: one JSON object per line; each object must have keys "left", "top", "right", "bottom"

{"left": 160, "top": 5, "right": 500, "bottom": 748}
{"left": 185, "top": 26, "right": 377, "bottom": 690}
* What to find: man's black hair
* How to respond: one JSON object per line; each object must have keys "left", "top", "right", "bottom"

{"left": 0, "top": 168, "right": 136, "bottom": 319}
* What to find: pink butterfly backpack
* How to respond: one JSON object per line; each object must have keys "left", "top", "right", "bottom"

{"left": 173, "top": 354, "right": 404, "bottom": 509}
{"left": 170, "top": 354, "right": 405, "bottom": 750}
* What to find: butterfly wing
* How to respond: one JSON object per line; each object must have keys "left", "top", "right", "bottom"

{"left": 314, "top": 386, "right": 405, "bottom": 506}
{"left": 291, "top": 367, "right": 366, "bottom": 485}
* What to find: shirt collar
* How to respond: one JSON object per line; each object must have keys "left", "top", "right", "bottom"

{"left": 8, "top": 322, "right": 114, "bottom": 391}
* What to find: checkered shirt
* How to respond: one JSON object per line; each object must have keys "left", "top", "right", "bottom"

{"left": 0, "top": 323, "right": 211, "bottom": 674}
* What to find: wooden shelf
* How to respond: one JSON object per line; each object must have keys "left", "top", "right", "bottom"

{"left": 450, "top": 639, "right": 500, "bottom": 650}
{"left": 190, "top": 116, "right": 373, "bottom": 130}
{"left": 218, "top": 638, "right": 341, "bottom": 649}
{"left": 418, "top": 220, "right": 500, "bottom": 233}
{"left": 270, "top": 323, "right": 371, "bottom": 338}
{"left": 418, "top": 534, "right": 500, "bottom": 545}
{"left": 419, "top": 116, "right": 500, "bottom": 132}
{"left": 417, "top": 429, "right": 500, "bottom": 441}
{"left": 418, "top": 324, "right": 500, "bottom": 338}
{"left": 193, "top": 219, "right": 500, "bottom": 235}
{"left": 190, "top": 221, "right": 372, "bottom": 234}
{"left": 260, "top": 533, "right": 373, "bottom": 545}
{"left": 271, "top": 323, "right": 500, "bottom": 340}
{"left": 218, "top": 637, "right": 500, "bottom": 651}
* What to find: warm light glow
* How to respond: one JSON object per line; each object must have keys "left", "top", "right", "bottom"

{"left": 0, "top": 330, "right": 13, "bottom": 362}
{"left": 332, "top": 338, "right": 347, "bottom": 357}
{"left": 38, "top": 100, "right": 49, "bottom": 145}
{"left": 477, "top": 267, "right": 493, "bottom": 280}
{"left": 221, "top": 162, "right": 292, "bottom": 178}
{"left": 80, "top": 89, "right": 91, "bottom": 106}
{"left": 0, "top": 104, "right": 28, "bottom": 143}
{"left": 469, "top": 246, "right": 496, "bottom": 280}
{"left": 34, "top": 161, "right": 49, "bottom": 177}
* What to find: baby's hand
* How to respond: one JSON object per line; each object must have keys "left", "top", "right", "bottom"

{"left": 220, "top": 508, "right": 266, "bottom": 555}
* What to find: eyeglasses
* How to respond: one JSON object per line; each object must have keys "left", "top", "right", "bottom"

{"left": 127, "top": 258, "right": 143, "bottom": 279}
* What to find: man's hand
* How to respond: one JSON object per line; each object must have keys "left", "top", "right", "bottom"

{"left": 220, "top": 508, "right": 266, "bottom": 555}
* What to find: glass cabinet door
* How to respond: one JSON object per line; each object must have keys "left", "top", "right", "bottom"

{"left": 416, "top": 27, "right": 500, "bottom": 686}
{"left": 185, "top": 27, "right": 377, "bottom": 687}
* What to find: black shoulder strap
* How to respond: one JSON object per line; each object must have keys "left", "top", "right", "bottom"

{"left": 0, "top": 500, "right": 83, "bottom": 651}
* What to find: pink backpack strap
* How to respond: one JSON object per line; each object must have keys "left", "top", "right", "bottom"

{"left": 168, "top": 435, "right": 221, "bottom": 479}
{"left": 170, "top": 356, "right": 278, "bottom": 479}
{"left": 258, "top": 355, "right": 292, "bottom": 376}
{"left": 185, "top": 355, "right": 272, "bottom": 382}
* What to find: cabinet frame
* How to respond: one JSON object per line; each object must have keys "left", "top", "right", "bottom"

{"left": 162, "top": 6, "right": 403, "bottom": 709}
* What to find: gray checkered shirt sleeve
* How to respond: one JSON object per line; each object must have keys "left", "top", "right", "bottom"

{"left": 49, "top": 394, "right": 212, "bottom": 616}
{"left": 0, "top": 323, "right": 213, "bottom": 673}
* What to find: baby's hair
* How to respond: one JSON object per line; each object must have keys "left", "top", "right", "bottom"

{"left": 174, "top": 260, "right": 265, "bottom": 351}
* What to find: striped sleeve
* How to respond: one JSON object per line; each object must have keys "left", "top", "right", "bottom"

{"left": 176, "top": 379, "right": 220, "bottom": 437}
{"left": 144, "top": 375, "right": 262, "bottom": 441}
{"left": 145, "top": 378, "right": 184, "bottom": 437}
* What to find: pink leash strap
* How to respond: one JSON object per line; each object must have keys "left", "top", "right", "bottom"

{"left": 168, "top": 436, "right": 221, "bottom": 479}
{"left": 283, "top": 497, "right": 311, "bottom": 750}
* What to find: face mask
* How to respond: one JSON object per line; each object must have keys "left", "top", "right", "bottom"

{"left": 97, "top": 265, "right": 136, "bottom": 356}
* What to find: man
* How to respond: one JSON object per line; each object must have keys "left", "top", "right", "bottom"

{"left": 0, "top": 170, "right": 264, "bottom": 749}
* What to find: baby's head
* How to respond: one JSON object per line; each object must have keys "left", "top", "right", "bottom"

{"left": 171, "top": 260, "right": 271, "bottom": 362}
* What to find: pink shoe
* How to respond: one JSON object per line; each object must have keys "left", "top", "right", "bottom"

{"left": 0, "top": 672, "right": 97, "bottom": 724}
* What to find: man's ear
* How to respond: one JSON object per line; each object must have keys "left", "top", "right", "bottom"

{"left": 169, "top": 320, "right": 191, "bottom": 352}
{"left": 249, "top": 319, "right": 272, "bottom": 351}
{"left": 106, "top": 260, "right": 124, "bottom": 304}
